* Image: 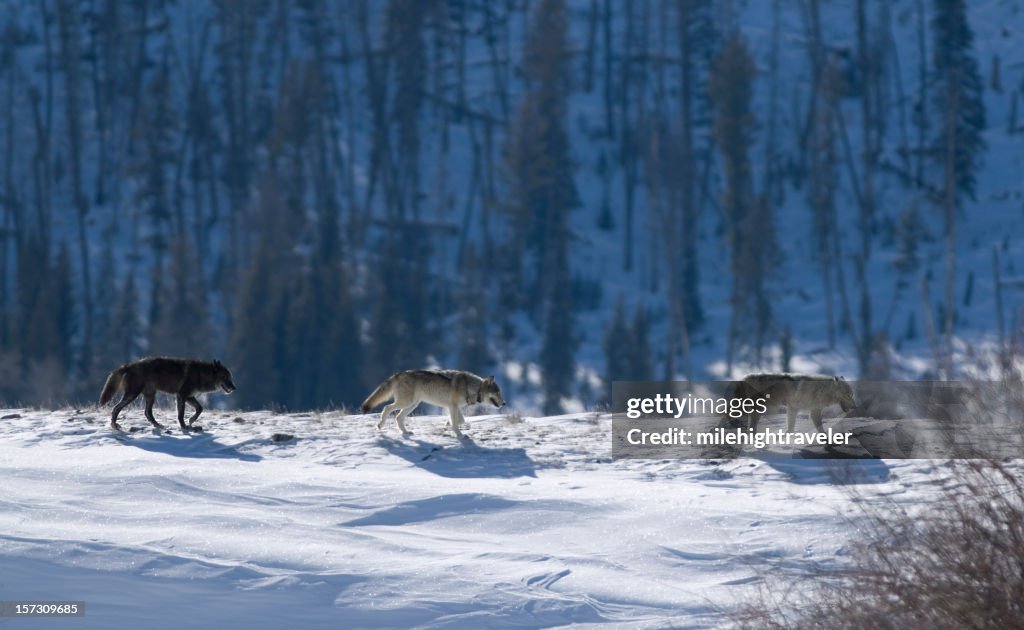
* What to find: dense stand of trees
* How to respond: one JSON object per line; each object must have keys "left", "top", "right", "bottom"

{"left": 0, "top": 1, "right": 993, "bottom": 410}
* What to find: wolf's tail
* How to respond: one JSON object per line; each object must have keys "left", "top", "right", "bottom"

{"left": 99, "top": 367, "right": 125, "bottom": 405}
{"left": 361, "top": 375, "right": 396, "bottom": 413}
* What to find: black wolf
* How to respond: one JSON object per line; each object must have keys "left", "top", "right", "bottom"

{"left": 99, "top": 357, "right": 236, "bottom": 431}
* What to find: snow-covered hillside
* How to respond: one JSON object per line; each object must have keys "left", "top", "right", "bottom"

{"left": 3, "top": 1, "right": 1023, "bottom": 412}
{"left": 0, "top": 408, "right": 949, "bottom": 628}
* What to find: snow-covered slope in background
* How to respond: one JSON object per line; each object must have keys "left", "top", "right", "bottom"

{"left": 0, "top": 409, "right": 947, "bottom": 628}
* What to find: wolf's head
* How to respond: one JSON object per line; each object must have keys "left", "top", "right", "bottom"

{"left": 213, "top": 360, "right": 236, "bottom": 394}
{"left": 832, "top": 376, "right": 855, "bottom": 412}
{"left": 480, "top": 375, "right": 505, "bottom": 408}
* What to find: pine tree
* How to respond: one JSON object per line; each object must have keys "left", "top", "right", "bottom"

{"left": 14, "top": 238, "right": 75, "bottom": 405}
{"left": 540, "top": 259, "right": 576, "bottom": 415}
{"left": 807, "top": 58, "right": 843, "bottom": 348}
{"left": 456, "top": 247, "right": 494, "bottom": 376}
{"left": 629, "top": 306, "right": 653, "bottom": 381}
{"left": 111, "top": 274, "right": 141, "bottom": 363}
{"left": 503, "top": 0, "right": 578, "bottom": 310}
{"left": 932, "top": 0, "right": 986, "bottom": 200}
{"left": 283, "top": 201, "right": 364, "bottom": 410}
{"left": 931, "top": 0, "right": 986, "bottom": 373}
{"left": 675, "top": 0, "right": 716, "bottom": 334}
{"left": 130, "top": 61, "right": 177, "bottom": 262}
{"left": 229, "top": 240, "right": 284, "bottom": 410}
{"left": 51, "top": 243, "right": 75, "bottom": 372}
{"left": 603, "top": 299, "right": 633, "bottom": 404}
{"left": 328, "top": 280, "right": 364, "bottom": 410}
{"left": 503, "top": 0, "right": 578, "bottom": 412}
{"left": 88, "top": 246, "right": 118, "bottom": 391}
{"left": 367, "top": 233, "right": 430, "bottom": 387}
{"left": 710, "top": 33, "right": 777, "bottom": 369}
{"left": 148, "top": 238, "right": 209, "bottom": 358}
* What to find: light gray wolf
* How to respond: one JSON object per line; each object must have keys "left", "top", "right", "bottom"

{"left": 361, "top": 369, "right": 505, "bottom": 438}
{"left": 99, "top": 357, "right": 236, "bottom": 432}
{"left": 727, "top": 373, "right": 855, "bottom": 432}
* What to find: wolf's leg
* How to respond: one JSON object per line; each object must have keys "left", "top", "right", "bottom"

{"left": 810, "top": 408, "right": 824, "bottom": 432}
{"left": 446, "top": 405, "right": 462, "bottom": 430}
{"left": 447, "top": 405, "right": 466, "bottom": 437}
{"left": 186, "top": 397, "right": 203, "bottom": 426}
{"left": 176, "top": 394, "right": 189, "bottom": 430}
{"left": 377, "top": 403, "right": 398, "bottom": 429}
{"left": 786, "top": 407, "right": 797, "bottom": 432}
{"left": 143, "top": 392, "right": 165, "bottom": 429}
{"left": 394, "top": 402, "right": 418, "bottom": 435}
{"left": 110, "top": 390, "right": 140, "bottom": 430}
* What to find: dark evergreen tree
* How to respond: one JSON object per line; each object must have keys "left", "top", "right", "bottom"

{"left": 13, "top": 239, "right": 75, "bottom": 404}
{"left": 87, "top": 245, "right": 118, "bottom": 390}
{"left": 807, "top": 58, "right": 843, "bottom": 348}
{"left": 111, "top": 274, "right": 142, "bottom": 363}
{"left": 931, "top": 0, "right": 986, "bottom": 201}
{"left": 366, "top": 232, "right": 431, "bottom": 388}
{"left": 229, "top": 240, "right": 285, "bottom": 410}
{"left": 710, "top": 33, "right": 777, "bottom": 369}
{"left": 675, "top": 0, "right": 716, "bottom": 334}
{"left": 540, "top": 259, "right": 577, "bottom": 415}
{"left": 629, "top": 306, "right": 653, "bottom": 381}
{"left": 284, "top": 201, "right": 364, "bottom": 410}
{"left": 503, "top": 0, "right": 578, "bottom": 311}
{"left": 456, "top": 247, "right": 494, "bottom": 376}
{"left": 148, "top": 239, "right": 210, "bottom": 358}
{"left": 931, "top": 0, "right": 986, "bottom": 371}
{"left": 52, "top": 243, "right": 76, "bottom": 371}
{"left": 503, "top": 0, "right": 578, "bottom": 412}
{"left": 602, "top": 299, "right": 633, "bottom": 404}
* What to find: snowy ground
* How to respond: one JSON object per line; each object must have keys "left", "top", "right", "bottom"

{"left": 0, "top": 407, "right": 949, "bottom": 628}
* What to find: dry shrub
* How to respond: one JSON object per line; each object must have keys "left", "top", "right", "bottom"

{"left": 736, "top": 459, "right": 1024, "bottom": 629}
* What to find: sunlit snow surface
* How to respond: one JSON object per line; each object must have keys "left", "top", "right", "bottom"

{"left": 0, "top": 408, "right": 953, "bottom": 628}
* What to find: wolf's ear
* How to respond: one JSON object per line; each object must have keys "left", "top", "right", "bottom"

{"left": 833, "top": 376, "right": 840, "bottom": 382}
{"left": 484, "top": 375, "right": 495, "bottom": 385}
{"left": 214, "top": 359, "right": 222, "bottom": 367}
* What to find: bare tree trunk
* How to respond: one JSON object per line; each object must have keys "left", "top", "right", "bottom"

{"left": 854, "top": 0, "right": 875, "bottom": 376}
{"left": 2, "top": 36, "right": 19, "bottom": 333}
{"left": 602, "top": 0, "right": 615, "bottom": 137}
{"left": 584, "top": 0, "right": 598, "bottom": 92}
{"left": 677, "top": 0, "right": 703, "bottom": 333}
{"left": 57, "top": 0, "right": 94, "bottom": 367}
{"left": 920, "top": 275, "right": 943, "bottom": 376}
{"left": 645, "top": 130, "right": 690, "bottom": 380}
{"left": 993, "top": 246, "right": 1007, "bottom": 374}
{"left": 619, "top": 2, "right": 636, "bottom": 272}
{"left": 942, "top": 78, "right": 958, "bottom": 378}
{"left": 762, "top": 0, "right": 781, "bottom": 199}
{"left": 914, "top": 0, "right": 928, "bottom": 184}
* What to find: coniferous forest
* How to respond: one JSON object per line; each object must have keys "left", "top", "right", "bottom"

{"left": 0, "top": 0, "right": 1015, "bottom": 411}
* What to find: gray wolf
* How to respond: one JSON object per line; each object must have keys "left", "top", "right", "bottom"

{"left": 99, "top": 357, "right": 236, "bottom": 431}
{"left": 727, "top": 373, "right": 855, "bottom": 432}
{"left": 361, "top": 369, "right": 505, "bottom": 438}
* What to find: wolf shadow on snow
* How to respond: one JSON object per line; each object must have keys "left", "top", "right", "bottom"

{"left": 377, "top": 434, "right": 537, "bottom": 478}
